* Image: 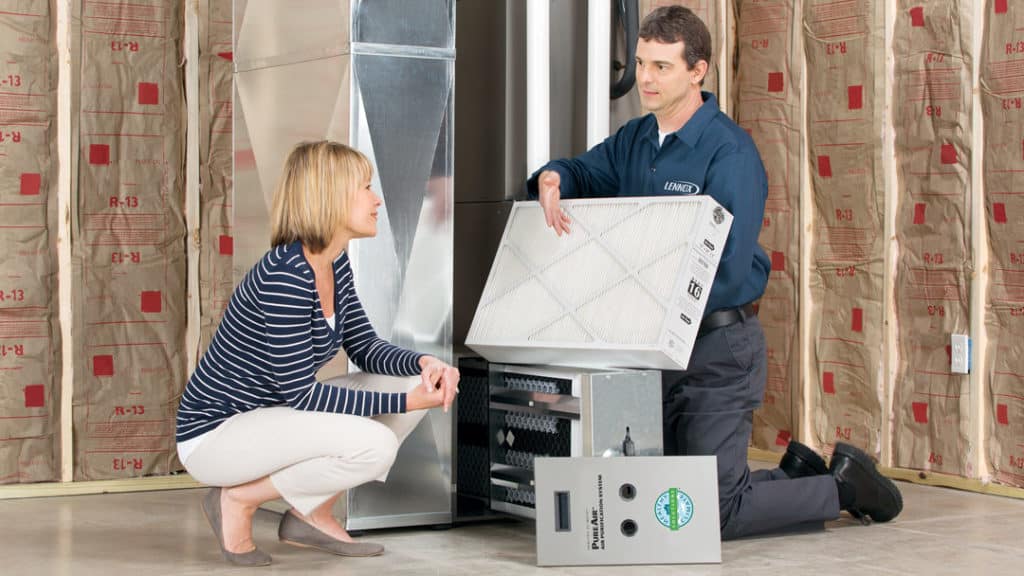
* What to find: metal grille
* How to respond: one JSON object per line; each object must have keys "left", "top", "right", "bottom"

{"left": 493, "top": 485, "right": 536, "bottom": 507}
{"left": 456, "top": 358, "right": 491, "bottom": 502}
{"left": 491, "top": 411, "right": 572, "bottom": 465}
{"left": 500, "top": 373, "right": 571, "bottom": 395}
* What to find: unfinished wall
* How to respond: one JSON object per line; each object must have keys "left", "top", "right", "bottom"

{"left": 70, "top": 0, "right": 186, "bottom": 479}
{"left": 982, "top": 0, "right": 1024, "bottom": 488}
{"left": 0, "top": 0, "right": 60, "bottom": 483}
{"left": 197, "top": 0, "right": 232, "bottom": 353}
{"left": 892, "top": 1, "right": 974, "bottom": 477}
{"left": 0, "top": 0, "right": 1023, "bottom": 495}
{"left": 805, "top": 0, "right": 887, "bottom": 456}
{"left": 733, "top": 0, "right": 803, "bottom": 451}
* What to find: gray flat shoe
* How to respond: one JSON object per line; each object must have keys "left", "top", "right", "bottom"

{"left": 201, "top": 487, "right": 272, "bottom": 566}
{"left": 278, "top": 511, "right": 385, "bottom": 557}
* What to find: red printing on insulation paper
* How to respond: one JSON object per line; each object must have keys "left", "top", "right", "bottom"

{"left": 20, "top": 173, "right": 41, "bottom": 195}
{"left": 140, "top": 291, "right": 162, "bottom": 313}
{"left": 89, "top": 144, "right": 110, "bottom": 165}
{"left": 995, "top": 0, "right": 1007, "bottom": 15}
{"left": 817, "top": 155, "right": 832, "bottom": 178}
{"left": 93, "top": 355, "right": 114, "bottom": 377}
{"left": 851, "top": 308, "right": 863, "bottom": 332}
{"left": 940, "top": 144, "right": 957, "bottom": 165}
{"left": 775, "top": 430, "right": 791, "bottom": 447}
{"left": 914, "top": 203, "right": 927, "bottom": 224}
{"left": 23, "top": 385, "right": 45, "bottom": 408}
{"left": 771, "top": 251, "right": 785, "bottom": 272}
{"left": 993, "top": 203, "right": 1007, "bottom": 223}
{"left": 137, "top": 82, "right": 159, "bottom": 105}
{"left": 218, "top": 235, "right": 233, "bottom": 255}
{"left": 909, "top": 7, "right": 925, "bottom": 27}
{"left": 823, "top": 371, "right": 836, "bottom": 395}
{"left": 767, "top": 72, "right": 784, "bottom": 93}
{"left": 912, "top": 402, "right": 929, "bottom": 424}
{"left": 847, "top": 85, "right": 863, "bottom": 110}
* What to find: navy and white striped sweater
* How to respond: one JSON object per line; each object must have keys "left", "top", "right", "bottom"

{"left": 176, "top": 242, "right": 424, "bottom": 443}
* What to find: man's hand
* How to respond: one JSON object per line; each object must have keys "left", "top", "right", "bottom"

{"left": 408, "top": 356, "right": 460, "bottom": 413}
{"left": 538, "top": 170, "right": 571, "bottom": 236}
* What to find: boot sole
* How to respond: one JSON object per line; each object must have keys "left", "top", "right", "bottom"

{"left": 833, "top": 443, "right": 903, "bottom": 522}
{"left": 781, "top": 441, "right": 829, "bottom": 477}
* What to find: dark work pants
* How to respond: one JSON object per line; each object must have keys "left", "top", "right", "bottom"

{"left": 663, "top": 315, "right": 841, "bottom": 540}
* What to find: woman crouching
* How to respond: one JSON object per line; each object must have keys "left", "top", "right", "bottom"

{"left": 175, "top": 141, "right": 458, "bottom": 566}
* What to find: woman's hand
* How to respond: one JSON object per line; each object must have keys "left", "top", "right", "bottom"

{"left": 406, "top": 382, "right": 444, "bottom": 413}
{"left": 407, "top": 356, "right": 460, "bottom": 413}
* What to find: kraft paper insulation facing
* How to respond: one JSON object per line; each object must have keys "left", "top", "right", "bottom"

{"left": 70, "top": 0, "right": 187, "bottom": 480}
{"left": 804, "top": 0, "right": 887, "bottom": 458}
{"left": 733, "top": 0, "right": 804, "bottom": 452}
{"left": 0, "top": 0, "right": 61, "bottom": 483}
{"left": 983, "top": 0, "right": 1024, "bottom": 488}
{"left": 892, "top": 1, "right": 973, "bottom": 477}
{"left": 0, "top": 0, "right": 1021, "bottom": 490}
{"left": 198, "top": 0, "right": 233, "bottom": 355}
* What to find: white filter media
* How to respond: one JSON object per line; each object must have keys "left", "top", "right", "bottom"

{"left": 467, "top": 196, "right": 732, "bottom": 370}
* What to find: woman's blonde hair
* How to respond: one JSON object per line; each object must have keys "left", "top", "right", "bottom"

{"left": 270, "top": 141, "right": 373, "bottom": 253}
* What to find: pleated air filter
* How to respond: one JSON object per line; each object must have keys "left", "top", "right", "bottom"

{"left": 467, "top": 196, "right": 732, "bottom": 370}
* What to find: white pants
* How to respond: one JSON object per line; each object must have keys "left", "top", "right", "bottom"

{"left": 183, "top": 372, "right": 424, "bottom": 515}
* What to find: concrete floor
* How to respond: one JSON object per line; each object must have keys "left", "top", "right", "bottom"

{"left": 2, "top": 476, "right": 1023, "bottom": 575}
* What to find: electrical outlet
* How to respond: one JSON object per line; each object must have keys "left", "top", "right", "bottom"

{"left": 951, "top": 334, "right": 970, "bottom": 374}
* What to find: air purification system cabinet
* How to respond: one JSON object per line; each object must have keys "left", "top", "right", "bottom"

{"left": 485, "top": 363, "right": 663, "bottom": 519}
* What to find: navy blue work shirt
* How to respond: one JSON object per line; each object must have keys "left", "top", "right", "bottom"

{"left": 526, "top": 91, "right": 771, "bottom": 316}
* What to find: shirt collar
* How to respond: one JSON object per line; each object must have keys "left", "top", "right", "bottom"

{"left": 647, "top": 91, "right": 718, "bottom": 149}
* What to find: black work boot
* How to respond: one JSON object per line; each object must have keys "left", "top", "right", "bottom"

{"left": 779, "top": 440, "right": 829, "bottom": 478}
{"left": 829, "top": 442, "right": 903, "bottom": 523}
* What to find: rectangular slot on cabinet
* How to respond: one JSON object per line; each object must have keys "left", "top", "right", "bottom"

{"left": 554, "top": 491, "right": 571, "bottom": 532}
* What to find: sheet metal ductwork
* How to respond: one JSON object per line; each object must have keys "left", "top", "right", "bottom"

{"left": 232, "top": 0, "right": 454, "bottom": 530}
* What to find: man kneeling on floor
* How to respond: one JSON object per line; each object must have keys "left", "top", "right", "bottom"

{"left": 526, "top": 4, "right": 902, "bottom": 539}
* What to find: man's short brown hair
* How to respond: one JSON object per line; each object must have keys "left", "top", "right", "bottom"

{"left": 639, "top": 5, "right": 712, "bottom": 78}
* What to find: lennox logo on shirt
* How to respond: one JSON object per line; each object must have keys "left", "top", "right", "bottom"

{"left": 664, "top": 180, "right": 700, "bottom": 195}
